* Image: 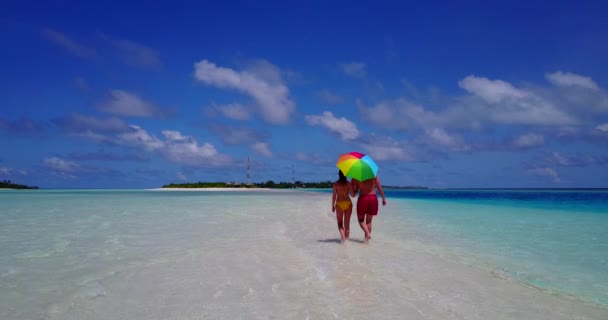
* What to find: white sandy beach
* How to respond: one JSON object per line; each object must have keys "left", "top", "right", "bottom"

{"left": 1, "top": 190, "right": 606, "bottom": 320}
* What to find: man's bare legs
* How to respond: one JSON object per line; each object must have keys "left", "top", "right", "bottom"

{"left": 358, "top": 216, "right": 371, "bottom": 243}
{"left": 365, "top": 215, "right": 373, "bottom": 240}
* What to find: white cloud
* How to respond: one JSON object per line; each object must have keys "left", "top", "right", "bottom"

{"left": 454, "top": 76, "right": 575, "bottom": 126}
{"left": 355, "top": 135, "right": 413, "bottom": 161}
{"left": 357, "top": 99, "right": 470, "bottom": 152}
{"left": 43, "top": 158, "right": 113, "bottom": 176}
{"left": 244, "top": 59, "right": 305, "bottom": 84}
{"left": 243, "top": 59, "right": 283, "bottom": 85}
{"left": 546, "top": 71, "right": 599, "bottom": 90}
{"left": 363, "top": 144, "right": 410, "bottom": 161}
{"left": 596, "top": 123, "right": 608, "bottom": 132}
{"left": 216, "top": 103, "right": 250, "bottom": 121}
{"left": 251, "top": 142, "right": 273, "bottom": 158}
{"left": 99, "top": 90, "right": 167, "bottom": 118}
{"left": 0, "top": 167, "right": 28, "bottom": 176}
{"left": 545, "top": 152, "right": 608, "bottom": 167}
{"left": 353, "top": 72, "right": 606, "bottom": 155}
{"left": 194, "top": 59, "right": 295, "bottom": 124}
{"left": 341, "top": 62, "right": 367, "bottom": 79}
{"left": 305, "top": 111, "right": 360, "bottom": 140}
{"left": 359, "top": 72, "right": 603, "bottom": 135}
{"left": 116, "top": 125, "right": 164, "bottom": 151}
{"left": 358, "top": 100, "right": 407, "bottom": 131}
{"left": 527, "top": 167, "right": 560, "bottom": 183}
{"left": 358, "top": 98, "right": 441, "bottom": 131}
{"left": 42, "top": 28, "right": 97, "bottom": 58}
{"left": 513, "top": 133, "right": 545, "bottom": 148}
{"left": 425, "top": 128, "right": 470, "bottom": 151}
{"left": 44, "top": 157, "right": 79, "bottom": 173}
{"left": 548, "top": 152, "right": 571, "bottom": 166}
{"left": 459, "top": 75, "right": 528, "bottom": 104}
{"left": 161, "top": 130, "right": 186, "bottom": 141}
{"left": 160, "top": 130, "right": 231, "bottom": 167}
{"left": 490, "top": 96, "right": 574, "bottom": 125}
{"left": 426, "top": 128, "right": 455, "bottom": 146}
{"left": 56, "top": 114, "right": 232, "bottom": 168}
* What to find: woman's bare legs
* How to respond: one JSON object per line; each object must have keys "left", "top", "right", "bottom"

{"left": 344, "top": 207, "right": 352, "bottom": 240}
{"left": 336, "top": 209, "right": 346, "bottom": 243}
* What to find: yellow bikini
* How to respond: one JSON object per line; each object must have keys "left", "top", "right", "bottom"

{"left": 335, "top": 200, "right": 352, "bottom": 210}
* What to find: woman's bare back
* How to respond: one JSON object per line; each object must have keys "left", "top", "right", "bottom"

{"left": 334, "top": 181, "right": 351, "bottom": 200}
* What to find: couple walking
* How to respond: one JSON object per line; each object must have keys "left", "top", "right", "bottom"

{"left": 331, "top": 170, "right": 387, "bottom": 244}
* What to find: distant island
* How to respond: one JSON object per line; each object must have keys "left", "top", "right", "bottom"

{"left": 163, "top": 181, "right": 334, "bottom": 189}
{"left": 384, "top": 185, "right": 429, "bottom": 189}
{"left": 0, "top": 180, "right": 38, "bottom": 189}
{"left": 162, "top": 181, "right": 428, "bottom": 190}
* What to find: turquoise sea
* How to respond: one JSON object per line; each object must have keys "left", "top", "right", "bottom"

{"left": 1, "top": 188, "right": 607, "bottom": 319}
{"left": 382, "top": 189, "right": 608, "bottom": 307}
{"left": 307, "top": 188, "right": 608, "bottom": 306}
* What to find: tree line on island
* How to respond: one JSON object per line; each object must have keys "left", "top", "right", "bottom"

{"left": 0, "top": 180, "right": 39, "bottom": 189}
{"left": 163, "top": 181, "right": 334, "bottom": 189}
{"left": 162, "top": 181, "right": 428, "bottom": 189}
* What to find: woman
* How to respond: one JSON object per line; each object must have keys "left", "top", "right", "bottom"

{"left": 332, "top": 170, "right": 354, "bottom": 243}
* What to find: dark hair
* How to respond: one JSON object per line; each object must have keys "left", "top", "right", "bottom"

{"left": 337, "top": 170, "right": 347, "bottom": 185}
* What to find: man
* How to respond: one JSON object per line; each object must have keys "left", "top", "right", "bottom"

{"left": 351, "top": 175, "right": 387, "bottom": 243}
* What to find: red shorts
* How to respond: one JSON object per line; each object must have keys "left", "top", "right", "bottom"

{"left": 357, "top": 193, "right": 378, "bottom": 220}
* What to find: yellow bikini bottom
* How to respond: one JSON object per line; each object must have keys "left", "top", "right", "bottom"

{"left": 335, "top": 200, "right": 352, "bottom": 211}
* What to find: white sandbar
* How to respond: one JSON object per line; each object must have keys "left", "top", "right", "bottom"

{"left": 2, "top": 190, "right": 606, "bottom": 320}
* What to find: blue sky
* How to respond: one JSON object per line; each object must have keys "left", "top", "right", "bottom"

{"left": 1, "top": 1, "right": 608, "bottom": 188}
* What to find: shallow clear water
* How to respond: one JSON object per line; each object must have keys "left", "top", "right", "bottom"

{"left": 315, "top": 188, "right": 608, "bottom": 306}
{"left": 384, "top": 192, "right": 608, "bottom": 306}
{"left": 1, "top": 189, "right": 607, "bottom": 319}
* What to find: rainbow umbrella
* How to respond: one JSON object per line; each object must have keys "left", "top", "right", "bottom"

{"left": 336, "top": 151, "right": 379, "bottom": 181}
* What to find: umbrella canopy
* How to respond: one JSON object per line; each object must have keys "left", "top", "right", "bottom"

{"left": 336, "top": 151, "right": 379, "bottom": 181}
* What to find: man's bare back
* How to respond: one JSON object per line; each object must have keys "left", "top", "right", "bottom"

{"left": 353, "top": 176, "right": 387, "bottom": 205}
{"left": 357, "top": 178, "right": 377, "bottom": 195}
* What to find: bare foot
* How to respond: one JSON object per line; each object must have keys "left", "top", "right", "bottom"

{"left": 364, "top": 235, "right": 371, "bottom": 244}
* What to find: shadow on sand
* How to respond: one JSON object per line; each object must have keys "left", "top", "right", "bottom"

{"left": 317, "top": 238, "right": 342, "bottom": 244}
{"left": 348, "top": 238, "right": 365, "bottom": 244}
{"left": 317, "top": 238, "right": 365, "bottom": 244}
